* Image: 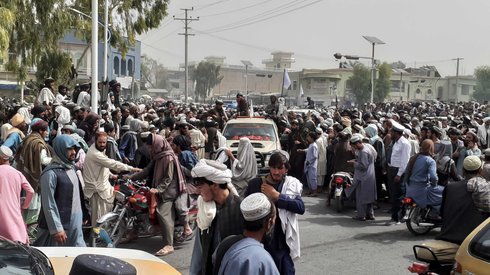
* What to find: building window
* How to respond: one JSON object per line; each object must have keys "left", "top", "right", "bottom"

{"left": 121, "top": 59, "right": 127, "bottom": 76}
{"left": 292, "top": 80, "right": 297, "bottom": 90}
{"left": 461, "top": 84, "right": 470, "bottom": 95}
{"left": 416, "top": 88, "right": 421, "bottom": 94}
{"left": 114, "top": 57, "right": 120, "bottom": 76}
{"left": 438, "top": 86, "right": 443, "bottom": 99}
{"left": 427, "top": 89, "right": 432, "bottom": 94}
{"left": 128, "top": 59, "right": 133, "bottom": 76}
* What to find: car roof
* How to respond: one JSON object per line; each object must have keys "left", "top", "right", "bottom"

{"left": 35, "top": 246, "right": 181, "bottom": 275}
{"left": 226, "top": 117, "right": 276, "bottom": 125}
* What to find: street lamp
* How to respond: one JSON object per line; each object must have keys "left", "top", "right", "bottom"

{"left": 241, "top": 60, "right": 253, "bottom": 95}
{"left": 362, "top": 36, "right": 385, "bottom": 104}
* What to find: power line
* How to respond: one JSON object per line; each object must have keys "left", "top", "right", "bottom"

{"left": 141, "top": 42, "right": 183, "bottom": 59}
{"left": 202, "top": 0, "right": 306, "bottom": 33}
{"left": 194, "top": 0, "right": 231, "bottom": 10}
{"left": 202, "top": 0, "right": 322, "bottom": 33}
{"left": 195, "top": 29, "right": 336, "bottom": 62}
{"left": 199, "top": 0, "right": 274, "bottom": 18}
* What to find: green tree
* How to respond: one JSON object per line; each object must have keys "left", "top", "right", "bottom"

{"left": 347, "top": 63, "right": 371, "bottom": 104}
{"left": 35, "top": 49, "right": 72, "bottom": 83}
{"left": 2, "top": 0, "right": 169, "bottom": 82}
{"left": 374, "top": 62, "right": 392, "bottom": 102}
{"left": 0, "top": 7, "right": 15, "bottom": 57}
{"left": 141, "top": 54, "right": 169, "bottom": 90}
{"left": 192, "top": 61, "right": 223, "bottom": 102}
{"left": 473, "top": 66, "right": 490, "bottom": 101}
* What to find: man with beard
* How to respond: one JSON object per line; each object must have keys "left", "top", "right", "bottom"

{"left": 72, "top": 106, "right": 86, "bottom": 128}
{"left": 265, "top": 95, "right": 279, "bottom": 117}
{"left": 245, "top": 151, "right": 304, "bottom": 275}
{"left": 236, "top": 93, "right": 249, "bottom": 117}
{"left": 56, "top": 85, "right": 69, "bottom": 104}
{"left": 34, "top": 135, "right": 88, "bottom": 247}
{"left": 108, "top": 80, "right": 122, "bottom": 108}
{"left": 83, "top": 132, "right": 141, "bottom": 226}
{"left": 214, "top": 193, "right": 279, "bottom": 275}
{"left": 214, "top": 100, "right": 228, "bottom": 130}
{"left": 189, "top": 160, "right": 243, "bottom": 275}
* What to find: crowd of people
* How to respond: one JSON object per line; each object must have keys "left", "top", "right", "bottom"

{"left": 0, "top": 76, "right": 489, "bottom": 274}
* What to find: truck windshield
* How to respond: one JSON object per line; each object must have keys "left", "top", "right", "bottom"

{"left": 223, "top": 123, "right": 276, "bottom": 142}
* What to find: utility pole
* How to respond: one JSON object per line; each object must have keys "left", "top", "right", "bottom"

{"left": 174, "top": 8, "right": 199, "bottom": 103}
{"left": 91, "top": 0, "right": 98, "bottom": 114}
{"left": 453, "top": 57, "right": 463, "bottom": 103}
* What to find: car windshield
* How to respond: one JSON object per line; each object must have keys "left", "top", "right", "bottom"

{"left": 223, "top": 123, "right": 276, "bottom": 142}
{"left": 469, "top": 222, "right": 490, "bottom": 262}
{"left": 0, "top": 237, "right": 53, "bottom": 275}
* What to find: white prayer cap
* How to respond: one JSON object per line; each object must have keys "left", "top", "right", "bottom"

{"left": 240, "top": 193, "right": 272, "bottom": 221}
{"left": 271, "top": 150, "right": 289, "bottom": 160}
{"left": 140, "top": 131, "right": 151, "bottom": 139}
{"left": 0, "top": 146, "right": 12, "bottom": 160}
{"left": 464, "top": 155, "right": 483, "bottom": 171}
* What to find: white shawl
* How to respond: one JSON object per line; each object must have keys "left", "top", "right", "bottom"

{"left": 278, "top": 176, "right": 302, "bottom": 259}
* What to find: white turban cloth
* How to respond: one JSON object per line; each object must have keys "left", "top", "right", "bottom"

{"left": 191, "top": 159, "right": 232, "bottom": 184}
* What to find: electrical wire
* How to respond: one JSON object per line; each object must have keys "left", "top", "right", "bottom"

{"left": 202, "top": 0, "right": 305, "bottom": 33}
{"left": 198, "top": 0, "right": 274, "bottom": 18}
{"left": 194, "top": 0, "right": 231, "bottom": 11}
{"left": 141, "top": 41, "right": 183, "bottom": 59}
{"left": 195, "top": 29, "right": 335, "bottom": 62}
{"left": 202, "top": 0, "right": 323, "bottom": 33}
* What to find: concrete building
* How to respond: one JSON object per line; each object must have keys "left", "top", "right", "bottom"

{"left": 262, "top": 51, "right": 295, "bottom": 69}
{"left": 0, "top": 31, "right": 142, "bottom": 99}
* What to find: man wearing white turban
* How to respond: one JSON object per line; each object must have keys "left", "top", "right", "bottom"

{"left": 189, "top": 159, "right": 243, "bottom": 275}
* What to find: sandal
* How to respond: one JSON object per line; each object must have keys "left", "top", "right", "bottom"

{"left": 175, "top": 231, "right": 194, "bottom": 243}
{"left": 155, "top": 245, "right": 174, "bottom": 256}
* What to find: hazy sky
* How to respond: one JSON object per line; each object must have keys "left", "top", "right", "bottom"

{"left": 137, "top": 0, "right": 490, "bottom": 77}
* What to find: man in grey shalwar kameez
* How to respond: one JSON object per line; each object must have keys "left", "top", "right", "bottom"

{"left": 34, "top": 135, "right": 88, "bottom": 247}
{"left": 347, "top": 134, "right": 377, "bottom": 221}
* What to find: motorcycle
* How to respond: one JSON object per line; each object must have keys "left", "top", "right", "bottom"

{"left": 407, "top": 241, "right": 459, "bottom": 275}
{"left": 402, "top": 197, "right": 442, "bottom": 235}
{"left": 91, "top": 179, "right": 156, "bottom": 247}
{"left": 326, "top": 172, "right": 354, "bottom": 213}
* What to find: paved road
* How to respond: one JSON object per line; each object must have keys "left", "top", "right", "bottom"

{"left": 121, "top": 195, "right": 436, "bottom": 274}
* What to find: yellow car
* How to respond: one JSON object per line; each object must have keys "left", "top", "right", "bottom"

{"left": 0, "top": 235, "right": 181, "bottom": 275}
{"left": 453, "top": 217, "right": 490, "bottom": 274}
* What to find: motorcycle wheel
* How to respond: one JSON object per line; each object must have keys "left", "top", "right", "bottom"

{"left": 406, "top": 207, "right": 433, "bottom": 235}
{"left": 91, "top": 217, "right": 127, "bottom": 248}
{"left": 335, "top": 196, "right": 343, "bottom": 213}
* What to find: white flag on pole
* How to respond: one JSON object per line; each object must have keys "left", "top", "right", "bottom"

{"left": 283, "top": 70, "right": 291, "bottom": 89}
{"left": 300, "top": 84, "right": 304, "bottom": 97}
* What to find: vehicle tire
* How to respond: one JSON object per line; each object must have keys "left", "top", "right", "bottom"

{"left": 406, "top": 207, "right": 433, "bottom": 235}
{"left": 91, "top": 217, "right": 127, "bottom": 248}
{"left": 335, "top": 196, "right": 343, "bottom": 213}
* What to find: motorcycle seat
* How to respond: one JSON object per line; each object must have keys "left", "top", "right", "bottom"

{"left": 415, "top": 240, "right": 459, "bottom": 263}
